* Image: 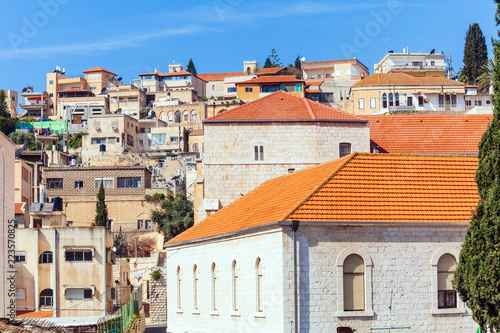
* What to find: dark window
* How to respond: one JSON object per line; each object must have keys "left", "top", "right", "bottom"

{"left": 254, "top": 145, "right": 264, "bottom": 161}
{"left": 137, "top": 219, "right": 143, "bottom": 229}
{"left": 418, "top": 96, "right": 424, "bottom": 107}
{"left": 245, "top": 87, "right": 253, "bottom": 93}
{"left": 339, "top": 143, "right": 352, "bottom": 158}
{"left": 389, "top": 93, "right": 394, "bottom": 107}
{"left": 39, "top": 251, "right": 53, "bottom": 264}
{"left": 74, "top": 181, "right": 83, "bottom": 189}
{"left": 395, "top": 93, "right": 400, "bottom": 106}
{"left": 382, "top": 93, "right": 387, "bottom": 108}
{"left": 65, "top": 250, "right": 92, "bottom": 262}
{"left": 84, "top": 289, "right": 92, "bottom": 299}
{"left": 47, "top": 178, "right": 63, "bottom": 189}
{"left": 174, "top": 111, "right": 181, "bottom": 123}
{"left": 15, "top": 251, "right": 26, "bottom": 263}
{"left": 407, "top": 96, "right": 413, "bottom": 106}
{"left": 40, "top": 289, "right": 53, "bottom": 306}
{"left": 438, "top": 290, "right": 457, "bottom": 309}
{"left": 118, "top": 177, "right": 141, "bottom": 188}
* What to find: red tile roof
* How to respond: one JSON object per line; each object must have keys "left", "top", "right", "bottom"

{"left": 257, "top": 66, "right": 287, "bottom": 75}
{"left": 57, "top": 88, "right": 91, "bottom": 93}
{"left": 306, "top": 80, "right": 323, "bottom": 86}
{"left": 16, "top": 311, "right": 53, "bottom": 319}
{"left": 236, "top": 75, "right": 303, "bottom": 85}
{"left": 189, "top": 129, "right": 203, "bottom": 135}
{"left": 362, "top": 114, "right": 492, "bottom": 153}
{"left": 82, "top": 67, "right": 117, "bottom": 76}
{"left": 197, "top": 72, "right": 243, "bottom": 81}
{"left": 205, "top": 90, "right": 363, "bottom": 122}
{"left": 15, "top": 202, "right": 26, "bottom": 215}
{"left": 168, "top": 153, "right": 479, "bottom": 245}
{"left": 353, "top": 73, "right": 465, "bottom": 87}
{"left": 159, "top": 70, "right": 193, "bottom": 77}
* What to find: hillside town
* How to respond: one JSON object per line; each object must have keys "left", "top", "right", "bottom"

{"left": 2, "top": 2, "right": 500, "bottom": 333}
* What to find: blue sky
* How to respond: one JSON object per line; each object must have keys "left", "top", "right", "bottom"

{"left": 0, "top": 0, "right": 497, "bottom": 92}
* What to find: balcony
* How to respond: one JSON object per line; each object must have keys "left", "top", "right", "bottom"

{"left": 388, "top": 105, "right": 416, "bottom": 112}
{"left": 21, "top": 102, "right": 47, "bottom": 109}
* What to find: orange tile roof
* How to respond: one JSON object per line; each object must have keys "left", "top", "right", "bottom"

{"left": 16, "top": 311, "right": 53, "bottom": 319}
{"left": 159, "top": 70, "right": 193, "bottom": 77}
{"left": 15, "top": 202, "right": 26, "bottom": 215}
{"left": 205, "top": 90, "right": 363, "bottom": 122}
{"left": 362, "top": 114, "right": 492, "bottom": 153}
{"left": 257, "top": 66, "right": 287, "bottom": 75}
{"left": 236, "top": 75, "right": 303, "bottom": 85}
{"left": 197, "top": 72, "right": 243, "bottom": 81}
{"left": 168, "top": 153, "right": 479, "bottom": 245}
{"left": 57, "top": 88, "right": 91, "bottom": 93}
{"left": 82, "top": 67, "right": 117, "bottom": 76}
{"left": 189, "top": 129, "right": 203, "bottom": 135}
{"left": 353, "top": 73, "right": 464, "bottom": 87}
{"left": 306, "top": 80, "right": 323, "bottom": 86}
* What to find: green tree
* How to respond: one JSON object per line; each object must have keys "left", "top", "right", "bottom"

{"left": 477, "top": 58, "right": 495, "bottom": 94}
{"left": 93, "top": 181, "right": 109, "bottom": 227}
{"left": 294, "top": 55, "right": 302, "bottom": 69}
{"left": 263, "top": 57, "right": 272, "bottom": 68}
{"left": 267, "top": 48, "right": 282, "bottom": 67}
{"left": 186, "top": 58, "right": 197, "bottom": 75}
{"left": 67, "top": 132, "right": 87, "bottom": 149}
{"left": 9, "top": 132, "right": 41, "bottom": 150}
{"left": 453, "top": 3, "right": 500, "bottom": 331}
{"left": 0, "top": 90, "right": 16, "bottom": 136}
{"left": 151, "top": 191, "right": 194, "bottom": 240}
{"left": 462, "top": 23, "right": 488, "bottom": 84}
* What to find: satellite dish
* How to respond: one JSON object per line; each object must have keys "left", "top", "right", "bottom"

{"left": 301, "top": 57, "right": 306, "bottom": 62}
{"left": 117, "top": 77, "right": 122, "bottom": 81}
{"left": 101, "top": 87, "right": 109, "bottom": 94}
{"left": 430, "top": 49, "right": 435, "bottom": 55}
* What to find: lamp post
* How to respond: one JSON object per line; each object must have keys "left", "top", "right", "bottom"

{"left": 291, "top": 220, "right": 300, "bottom": 333}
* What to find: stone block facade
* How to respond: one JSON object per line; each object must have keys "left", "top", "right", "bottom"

{"left": 149, "top": 278, "right": 167, "bottom": 323}
{"left": 203, "top": 121, "right": 370, "bottom": 207}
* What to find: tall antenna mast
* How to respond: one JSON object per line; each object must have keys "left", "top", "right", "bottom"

{"left": 379, "top": 38, "right": 390, "bottom": 54}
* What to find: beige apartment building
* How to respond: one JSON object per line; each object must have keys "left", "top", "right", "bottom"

{"left": 348, "top": 73, "right": 466, "bottom": 115}
{"left": 15, "top": 225, "right": 115, "bottom": 317}
{"left": 60, "top": 89, "right": 109, "bottom": 133}
{"left": 109, "top": 84, "right": 147, "bottom": 120}
{"left": 2, "top": 90, "right": 18, "bottom": 116}
{"left": 42, "top": 165, "right": 157, "bottom": 231}
{"left": 374, "top": 51, "right": 447, "bottom": 77}
{"left": 137, "top": 118, "right": 188, "bottom": 154}
{"left": 20, "top": 87, "right": 48, "bottom": 119}
{"left": 0, "top": 132, "right": 15, "bottom": 319}
{"left": 15, "top": 159, "right": 33, "bottom": 210}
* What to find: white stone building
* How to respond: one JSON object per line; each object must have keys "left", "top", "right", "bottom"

{"left": 165, "top": 153, "right": 480, "bottom": 333}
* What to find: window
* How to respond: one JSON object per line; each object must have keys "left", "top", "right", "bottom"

{"left": 370, "top": 98, "right": 376, "bottom": 109}
{"left": 170, "top": 137, "right": 178, "bottom": 142}
{"left": 183, "top": 111, "right": 189, "bottom": 122}
{"left": 174, "top": 111, "right": 181, "bottom": 123}
{"left": 191, "top": 111, "right": 197, "bottom": 122}
{"left": 40, "top": 289, "right": 53, "bottom": 306}
{"left": 431, "top": 61, "right": 435, "bottom": 66}
{"left": 438, "top": 254, "right": 457, "bottom": 309}
{"left": 145, "top": 219, "right": 152, "bottom": 229}
{"left": 451, "top": 95, "right": 457, "bottom": 107}
{"left": 487, "top": 100, "right": 491, "bottom": 105}
{"left": 74, "top": 181, "right": 83, "bottom": 189}
{"left": 211, "top": 84, "right": 216, "bottom": 90}
{"left": 256, "top": 258, "right": 263, "bottom": 312}
{"left": 65, "top": 250, "right": 92, "bottom": 262}
{"left": 232, "top": 260, "right": 238, "bottom": 311}
{"left": 343, "top": 254, "right": 364, "bottom": 311}
{"left": 90, "top": 86, "right": 97, "bottom": 90}
{"left": 65, "top": 288, "right": 93, "bottom": 300}
{"left": 193, "top": 143, "right": 199, "bottom": 153}
{"left": 211, "top": 263, "right": 217, "bottom": 310}
{"left": 91, "top": 137, "right": 106, "bottom": 145}
{"left": 388, "top": 93, "right": 394, "bottom": 107}
{"left": 254, "top": 145, "right": 264, "bottom": 161}
{"left": 137, "top": 220, "right": 143, "bottom": 229}
{"left": 108, "top": 137, "right": 116, "bottom": 144}
{"left": 152, "top": 133, "right": 167, "bottom": 145}
{"left": 47, "top": 178, "right": 63, "bottom": 189}
{"left": 39, "top": 251, "right": 53, "bottom": 264}
{"left": 339, "top": 143, "right": 351, "bottom": 158}
{"left": 412, "top": 61, "right": 423, "bottom": 66}
{"left": 166, "top": 112, "right": 172, "bottom": 122}
{"left": 326, "top": 74, "right": 331, "bottom": 78}
{"left": 407, "top": 96, "right": 413, "bottom": 106}
{"left": 395, "top": 93, "right": 400, "bottom": 106}
{"left": 245, "top": 87, "right": 253, "bottom": 93}
{"left": 118, "top": 177, "right": 141, "bottom": 188}
{"left": 49, "top": 79, "right": 54, "bottom": 85}
{"left": 418, "top": 96, "right": 424, "bottom": 107}
{"left": 193, "top": 265, "right": 198, "bottom": 310}
{"left": 16, "top": 288, "right": 26, "bottom": 300}
{"left": 228, "top": 87, "right": 237, "bottom": 93}
{"left": 358, "top": 98, "right": 364, "bottom": 109}
{"left": 439, "top": 95, "right": 444, "bottom": 108}
{"left": 382, "top": 93, "right": 387, "bottom": 108}
{"left": 49, "top": 93, "right": 53, "bottom": 97}
{"left": 95, "top": 177, "right": 113, "bottom": 189}
{"left": 262, "top": 85, "right": 278, "bottom": 93}
{"left": 177, "top": 266, "right": 182, "bottom": 309}
{"left": 87, "top": 73, "right": 99, "bottom": 80}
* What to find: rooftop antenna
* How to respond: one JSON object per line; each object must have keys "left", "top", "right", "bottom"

{"left": 379, "top": 38, "right": 390, "bottom": 54}
{"left": 445, "top": 52, "right": 454, "bottom": 79}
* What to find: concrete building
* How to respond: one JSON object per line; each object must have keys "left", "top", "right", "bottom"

{"left": 374, "top": 51, "right": 447, "bottom": 77}
{"left": 20, "top": 87, "right": 48, "bottom": 119}
{"left": 15, "top": 225, "right": 115, "bottom": 317}
{"left": 1, "top": 90, "right": 18, "bottom": 116}
{"left": 465, "top": 85, "right": 493, "bottom": 114}
{"left": 59, "top": 89, "right": 109, "bottom": 133}
{"left": 0, "top": 131, "right": 15, "bottom": 319}
{"left": 137, "top": 118, "right": 187, "bottom": 154}
{"left": 42, "top": 165, "right": 157, "bottom": 231}
{"left": 197, "top": 72, "right": 243, "bottom": 99}
{"left": 109, "top": 84, "right": 148, "bottom": 120}
{"left": 188, "top": 129, "right": 203, "bottom": 154}
{"left": 165, "top": 153, "right": 480, "bottom": 333}
{"left": 155, "top": 102, "right": 206, "bottom": 131}
{"left": 302, "top": 58, "right": 369, "bottom": 109}
{"left": 224, "top": 74, "right": 256, "bottom": 99}
{"left": 14, "top": 159, "right": 34, "bottom": 210}
{"left": 348, "top": 73, "right": 466, "bottom": 115}
{"left": 199, "top": 90, "right": 370, "bottom": 219}
{"left": 236, "top": 76, "right": 305, "bottom": 101}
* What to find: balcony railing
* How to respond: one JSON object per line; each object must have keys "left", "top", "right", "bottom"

{"left": 388, "top": 105, "right": 416, "bottom": 112}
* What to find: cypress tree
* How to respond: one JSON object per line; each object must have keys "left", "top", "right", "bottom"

{"left": 93, "top": 180, "right": 108, "bottom": 227}
{"left": 186, "top": 58, "right": 197, "bottom": 75}
{"left": 0, "top": 90, "right": 16, "bottom": 136}
{"left": 453, "top": 3, "right": 500, "bottom": 331}
{"left": 263, "top": 57, "right": 272, "bottom": 68}
{"left": 463, "top": 23, "right": 488, "bottom": 84}
{"left": 294, "top": 55, "right": 302, "bottom": 70}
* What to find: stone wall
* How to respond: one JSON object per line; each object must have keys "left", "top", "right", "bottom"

{"left": 149, "top": 278, "right": 167, "bottom": 323}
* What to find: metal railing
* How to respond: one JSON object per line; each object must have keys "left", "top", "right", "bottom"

{"left": 97, "top": 285, "right": 142, "bottom": 333}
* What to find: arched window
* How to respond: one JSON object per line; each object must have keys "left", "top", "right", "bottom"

{"left": 382, "top": 93, "right": 388, "bottom": 109}
{"left": 193, "top": 265, "right": 198, "bottom": 310}
{"left": 191, "top": 111, "right": 197, "bottom": 122}
{"left": 39, "top": 251, "right": 53, "bottom": 264}
{"left": 232, "top": 260, "right": 238, "bottom": 311}
{"left": 339, "top": 143, "right": 351, "bottom": 158}
{"left": 211, "top": 84, "right": 216, "bottom": 90}
{"left": 161, "top": 113, "right": 166, "bottom": 122}
{"left": 343, "top": 254, "right": 364, "bottom": 311}
{"left": 211, "top": 263, "right": 217, "bottom": 310}
{"left": 395, "top": 92, "right": 400, "bottom": 106}
{"left": 174, "top": 111, "right": 181, "bottom": 123}
{"left": 183, "top": 111, "right": 189, "bottom": 122}
{"left": 193, "top": 143, "right": 199, "bottom": 153}
{"left": 389, "top": 93, "right": 394, "bottom": 107}
{"left": 40, "top": 289, "right": 53, "bottom": 306}
{"left": 167, "top": 112, "right": 173, "bottom": 122}
{"left": 438, "top": 254, "right": 457, "bottom": 309}
{"left": 177, "top": 266, "right": 182, "bottom": 309}
{"left": 256, "top": 258, "right": 263, "bottom": 312}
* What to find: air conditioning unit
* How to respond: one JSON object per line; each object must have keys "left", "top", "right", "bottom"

{"left": 112, "top": 126, "right": 117, "bottom": 130}
{"left": 95, "top": 126, "right": 100, "bottom": 130}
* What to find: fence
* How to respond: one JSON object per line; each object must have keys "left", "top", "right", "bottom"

{"left": 97, "top": 285, "right": 142, "bottom": 333}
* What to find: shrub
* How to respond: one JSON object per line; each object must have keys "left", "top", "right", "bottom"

{"left": 151, "top": 269, "right": 162, "bottom": 280}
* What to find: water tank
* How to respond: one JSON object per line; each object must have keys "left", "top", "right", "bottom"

{"left": 99, "top": 144, "right": 106, "bottom": 152}
{"left": 71, "top": 154, "right": 77, "bottom": 166}
{"left": 149, "top": 110, "right": 156, "bottom": 118}
{"left": 51, "top": 196, "right": 63, "bottom": 211}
